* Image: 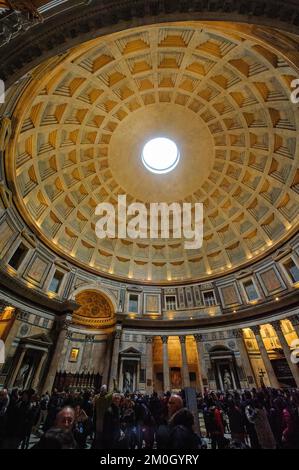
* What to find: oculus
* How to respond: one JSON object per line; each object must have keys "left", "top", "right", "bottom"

{"left": 142, "top": 138, "right": 180, "bottom": 174}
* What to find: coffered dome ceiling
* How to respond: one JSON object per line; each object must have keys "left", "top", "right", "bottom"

{"left": 7, "top": 22, "right": 299, "bottom": 283}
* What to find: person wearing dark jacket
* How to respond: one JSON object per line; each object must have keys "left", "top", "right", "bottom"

{"left": 157, "top": 394, "right": 200, "bottom": 450}
{"left": 103, "top": 393, "right": 127, "bottom": 449}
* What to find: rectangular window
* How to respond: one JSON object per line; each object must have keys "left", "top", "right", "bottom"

{"left": 165, "top": 296, "right": 176, "bottom": 311}
{"left": 49, "top": 271, "right": 64, "bottom": 293}
{"left": 284, "top": 259, "right": 299, "bottom": 284}
{"left": 203, "top": 291, "right": 216, "bottom": 307}
{"left": 8, "top": 243, "right": 28, "bottom": 271}
{"left": 243, "top": 279, "right": 259, "bottom": 302}
{"left": 129, "top": 294, "right": 139, "bottom": 314}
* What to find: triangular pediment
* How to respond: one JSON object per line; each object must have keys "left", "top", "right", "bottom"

{"left": 20, "top": 333, "right": 53, "bottom": 346}
{"left": 120, "top": 347, "right": 141, "bottom": 356}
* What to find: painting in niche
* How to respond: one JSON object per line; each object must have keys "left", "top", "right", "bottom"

{"left": 171, "top": 368, "right": 182, "bottom": 388}
{"left": 221, "top": 285, "right": 239, "bottom": 306}
{"left": 69, "top": 348, "right": 80, "bottom": 363}
{"left": 144, "top": 294, "right": 160, "bottom": 315}
{"left": 260, "top": 268, "right": 282, "bottom": 293}
{"left": 27, "top": 257, "right": 48, "bottom": 284}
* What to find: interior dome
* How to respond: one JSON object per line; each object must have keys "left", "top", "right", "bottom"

{"left": 7, "top": 22, "right": 299, "bottom": 283}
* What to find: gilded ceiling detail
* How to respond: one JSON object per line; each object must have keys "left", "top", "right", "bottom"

{"left": 73, "top": 290, "right": 115, "bottom": 329}
{"left": 8, "top": 22, "right": 299, "bottom": 283}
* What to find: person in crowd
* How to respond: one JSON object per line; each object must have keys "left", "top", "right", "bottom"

{"left": 245, "top": 394, "right": 277, "bottom": 449}
{"left": 1, "top": 385, "right": 299, "bottom": 450}
{"left": 0, "top": 388, "right": 10, "bottom": 447}
{"left": 226, "top": 396, "right": 246, "bottom": 444}
{"left": 33, "top": 428, "right": 77, "bottom": 449}
{"left": 55, "top": 406, "right": 75, "bottom": 432}
{"left": 93, "top": 384, "right": 113, "bottom": 449}
{"left": 204, "top": 398, "right": 226, "bottom": 450}
{"left": 73, "top": 404, "right": 89, "bottom": 449}
{"left": 157, "top": 394, "right": 200, "bottom": 449}
{"left": 103, "top": 393, "right": 127, "bottom": 449}
{"left": 33, "top": 392, "right": 49, "bottom": 435}
{"left": 121, "top": 397, "right": 136, "bottom": 450}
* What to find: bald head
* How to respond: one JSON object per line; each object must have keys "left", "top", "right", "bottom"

{"left": 168, "top": 394, "right": 184, "bottom": 417}
{"left": 55, "top": 407, "right": 75, "bottom": 431}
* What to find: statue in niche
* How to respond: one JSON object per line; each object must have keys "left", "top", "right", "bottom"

{"left": 15, "top": 362, "right": 30, "bottom": 389}
{"left": 223, "top": 369, "right": 233, "bottom": 391}
{"left": 123, "top": 370, "right": 133, "bottom": 393}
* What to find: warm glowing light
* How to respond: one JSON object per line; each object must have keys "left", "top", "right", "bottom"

{"left": 142, "top": 137, "right": 180, "bottom": 174}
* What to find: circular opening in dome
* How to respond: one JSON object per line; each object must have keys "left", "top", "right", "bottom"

{"left": 142, "top": 137, "right": 180, "bottom": 174}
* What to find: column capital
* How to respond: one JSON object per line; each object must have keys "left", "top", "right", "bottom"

{"left": 161, "top": 336, "right": 169, "bottom": 344}
{"left": 179, "top": 336, "right": 187, "bottom": 344}
{"left": 290, "top": 314, "right": 299, "bottom": 327}
{"left": 145, "top": 336, "right": 153, "bottom": 344}
{"left": 65, "top": 330, "right": 72, "bottom": 340}
{"left": 62, "top": 319, "right": 72, "bottom": 331}
{"left": 115, "top": 330, "right": 122, "bottom": 340}
{"left": 194, "top": 334, "right": 204, "bottom": 343}
{"left": 271, "top": 320, "right": 283, "bottom": 333}
{"left": 85, "top": 335, "right": 95, "bottom": 344}
{"left": 251, "top": 325, "right": 262, "bottom": 336}
{"left": 0, "top": 299, "right": 11, "bottom": 311}
{"left": 232, "top": 329, "right": 244, "bottom": 339}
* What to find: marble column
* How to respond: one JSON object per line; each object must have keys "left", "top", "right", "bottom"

{"left": 251, "top": 326, "right": 280, "bottom": 388}
{"left": 233, "top": 329, "right": 258, "bottom": 388}
{"left": 108, "top": 328, "right": 122, "bottom": 392}
{"left": 87, "top": 338, "right": 95, "bottom": 373}
{"left": 290, "top": 314, "right": 299, "bottom": 338}
{"left": 272, "top": 321, "right": 299, "bottom": 388}
{"left": 9, "top": 347, "right": 26, "bottom": 388}
{"left": 194, "top": 334, "right": 206, "bottom": 394}
{"left": 118, "top": 358, "right": 124, "bottom": 391}
{"left": 3, "top": 309, "right": 25, "bottom": 360}
{"left": 179, "top": 336, "right": 190, "bottom": 388}
{"left": 161, "top": 336, "right": 170, "bottom": 391}
{"left": 145, "top": 336, "right": 154, "bottom": 394}
{"left": 42, "top": 317, "right": 71, "bottom": 394}
{"left": 81, "top": 335, "right": 94, "bottom": 372}
{"left": 102, "top": 335, "right": 113, "bottom": 386}
{"left": 32, "top": 351, "right": 48, "bottom": 390}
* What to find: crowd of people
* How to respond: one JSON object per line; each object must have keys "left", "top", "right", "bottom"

{"left": 0, "top": 385, "right": 299, "bottom": 450}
